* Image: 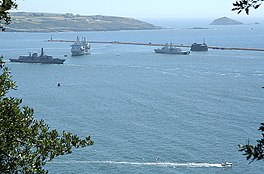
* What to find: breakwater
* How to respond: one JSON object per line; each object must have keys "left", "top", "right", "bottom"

{"left": 47, "top": 39, "right": 264, "bottom": 52}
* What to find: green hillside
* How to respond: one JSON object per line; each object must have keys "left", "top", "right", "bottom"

{"left": 6, "top": 12, "right": 160, "bottom": 32}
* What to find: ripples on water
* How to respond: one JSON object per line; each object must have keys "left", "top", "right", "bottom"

{"left": 1, "top": 25, "right": 264, "bottom": 173}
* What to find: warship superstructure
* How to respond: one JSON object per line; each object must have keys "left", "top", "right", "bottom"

{"left": 70, "top": 36, "right": 91, "bottom": 56}
{"left": 154, "top": 43, "right": 190, "bottom": 55}
{"left": 10, "top": 48, "right": 65, "bottom": 64}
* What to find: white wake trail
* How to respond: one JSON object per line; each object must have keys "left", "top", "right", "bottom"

{"left": 51, "top": 160, "right": 229, "bottom": 168}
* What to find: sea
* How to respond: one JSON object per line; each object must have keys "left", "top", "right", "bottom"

{"left": 0, "top": 23, "right": 264, "bottom": 174}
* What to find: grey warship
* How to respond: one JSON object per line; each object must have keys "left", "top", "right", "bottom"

{"left": 10, "top": 48, "right": 65, "bottom": 64}
{"left": 191, "top": 43, "right": 208, "bottom": 51}
{"left": 154, "top": 43, "right": 190, "bottom": 55}
{"left": 191, "top": 38, "right": 208, "bottom": 51}
{"left": 70, "top": 36, "right": 91, "bottom": 56}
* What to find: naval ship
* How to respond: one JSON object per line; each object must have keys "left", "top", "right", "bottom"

{"left": 191, "top": 43, "right": 208, "bottom": 51}
{"left": 70, "top": 36, "right": 91, "bottom": 56}
{"left": 191, "top": 39, "right": 208, "bottom": 51}
{"left": 10, "top": 48, "right": 65, "bottom": 64}
{"left": 154, "top": 43, "right": 190, "bottom": 55}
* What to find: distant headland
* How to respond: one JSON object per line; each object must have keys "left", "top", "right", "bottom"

{"left": 6, "top": 12, "right": 162, "bottom": 32}
{"left": 210, "top": 17, "right": 243, "bottom": 25}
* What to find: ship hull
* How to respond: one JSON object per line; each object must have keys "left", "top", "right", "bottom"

{"left": 191, "top": 47, "right": 208, "bottom": 51}
{"left": 154, "top": 49, "right": 190, "bottom": 55}
{"left": 9, "top": 58, "right": 65, "bottom": 64}
{"left": 71, "top": 50, "right": 90, "bottom": 56}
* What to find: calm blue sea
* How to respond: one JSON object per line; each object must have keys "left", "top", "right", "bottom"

{"left": 0, "top": 24, "right": 264, "bottom": 174}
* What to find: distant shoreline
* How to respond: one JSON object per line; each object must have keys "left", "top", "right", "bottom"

{"left": 5, "top": 27, "right": 164, "bottom": 33}
{"left": 6, "top": 12, "right": 163, "bottom": 33}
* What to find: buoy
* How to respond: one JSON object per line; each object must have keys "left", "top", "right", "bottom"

{"left": 57, "top": 83, "right": 61, "bottom": 87}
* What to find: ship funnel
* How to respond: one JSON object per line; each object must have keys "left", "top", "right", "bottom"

{"left": 41, "top": 48, "right": 44, "bottom": 57}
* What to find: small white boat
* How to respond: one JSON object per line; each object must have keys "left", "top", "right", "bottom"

{"left": 221, "top": 162, "right": 232, "bottom": 167}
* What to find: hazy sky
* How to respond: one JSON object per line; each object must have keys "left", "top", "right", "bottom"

{"left": 14, "top": 0, "right": 262, "bottom": 22}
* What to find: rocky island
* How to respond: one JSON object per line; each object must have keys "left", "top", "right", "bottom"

{"left": 210, "top": 17, "right": 243, "bottom": 25}
{"left": 6, "top": 12, "right": 161, "bottom": 32}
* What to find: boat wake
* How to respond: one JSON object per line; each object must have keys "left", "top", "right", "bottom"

{"left": 51, "top": 160, "right": 231, "bottom": 168}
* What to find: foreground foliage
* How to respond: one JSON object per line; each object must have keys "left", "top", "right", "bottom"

{"left": 232, "top": 1, "right": 264, "bottom": 163}
{"left": 232, "top": 0, "right": 264, "bottom": 14}
{"left": 0, "top": 58, "right": 93, "bottom": 173}
{"left": 0, "top": 0, "right": 17, "bottom": 31}
{"left": 239, "top": 123, "right": 264, "bottom": 162}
